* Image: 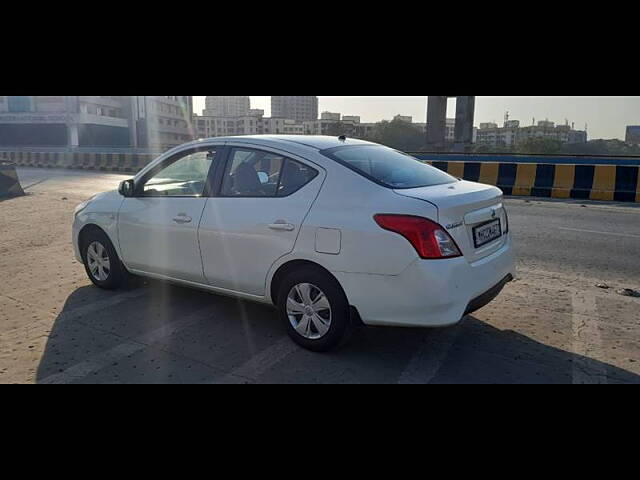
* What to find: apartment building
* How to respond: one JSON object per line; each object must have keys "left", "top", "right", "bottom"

{"left": 271, "top": 96, "right": 318, "bottom": 123}
{"left": 134, "top": 96, "right": 194, "bottom": 150}
{"left": 517, "top": 121, "right": 587, "bottom": 144}
{"left": 203, "top": 96, "right": 250, "bottom": 117}
{"left": 192, "top": 113, "right": 305, "bottom": 138}
{"left": 475, "top": 119, "right": 587, "bottom": 148}
{"left": 320, "top": 112, "right": 341, "bottom": 121}
{"left": 476, "top": 121, "right": 519, "bottom": 148}
{"left": 0, "top": 96, "right": 193, "bottom": 150}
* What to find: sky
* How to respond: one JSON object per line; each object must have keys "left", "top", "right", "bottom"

{"left": 192, "top": 96, "right": 640, "bottom": 140}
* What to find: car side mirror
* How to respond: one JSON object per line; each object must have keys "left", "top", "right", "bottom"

{"left": 119, "top": 179, "right": 135, "bottom": 197}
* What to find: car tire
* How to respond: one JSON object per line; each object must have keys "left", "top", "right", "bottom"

{"left": 277, "top": 266, "right": 351, "bottom": 352}
{"left": 81, "top": 228, "right": 125, "bottom": 290}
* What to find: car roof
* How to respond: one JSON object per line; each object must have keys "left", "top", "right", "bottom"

{"left": 189, "top": 135, "right": 376, "bottom": 151}
{"left": 138, "top": 135, "right": 380, "bottom": 180}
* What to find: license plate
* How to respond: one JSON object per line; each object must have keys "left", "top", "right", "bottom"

{"left": 473, "top": 219, "right": 502, "bottom": 248}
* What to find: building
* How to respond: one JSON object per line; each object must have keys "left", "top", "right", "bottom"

{"left": 518, "top": 121, "right": 587, "bottom": 145}
{"left": 353, "top": 123, "right": 377, "bottom": 138}
{"left": 191, "top": 108, "right": 456, "bottom": 144}
{"left": 203, "top": 96, "right": 250, "bottom": 117}
{"left": 475, "top": 118, "right": 587, "bottom": 148}
{"left": 304, "top": 113, "right": 376, "bottom": 138}
{"left": 192, "top": 113, "right": 306, "bottom": 138}
{"left": 476, "top": 122, "right": 519, "bottom": 148}
{"left": 418, "top": 118, "right": 455, "bottom": 143}
{"left": 626, "top": 126, "right": 640, "bottom": 145}
{"left": 133, "top": 96, "right": 194, "bottom": 150}
{"left": 192, "top": 115, "right": 263, "bottom": 137}
{"left": 320, "top": 112, "right": 341, "bottom": 121}
{"left": 271, "top": 96, "right": 318, "bottom": 123}
{"left": 394, "top": 115, "right": 413, "bottom": 123}
{"left": 0, "top": 96, "right": 193, "bottom": 151}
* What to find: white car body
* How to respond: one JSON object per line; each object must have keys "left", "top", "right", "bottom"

{"left": 73, "top": 135, "right": 516, "bottom": 328}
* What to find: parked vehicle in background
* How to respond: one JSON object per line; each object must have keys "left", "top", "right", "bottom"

{"left": 72, "top": 136, "right": 516, "bottom": 351}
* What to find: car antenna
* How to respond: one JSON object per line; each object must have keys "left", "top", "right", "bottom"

{"left": 338, "top": 135, "right": 347, "bottom": 141}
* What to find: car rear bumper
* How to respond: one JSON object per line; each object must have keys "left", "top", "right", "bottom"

{"left": 333, "top": 235, "right": 516, "bottom": 328}
{"left": 464, "top": 273, "right": 513, "bottom": 316}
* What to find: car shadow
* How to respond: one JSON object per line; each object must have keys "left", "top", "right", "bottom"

{"left": 35, "top": 279, "right": 640, "bottom": 384}
{"left": 342, "top": 316, "right": 640, "bottom": 384}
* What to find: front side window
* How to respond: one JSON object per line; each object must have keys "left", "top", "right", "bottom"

{"left": 322, "top": 145, "right": 456, "bottom": 189}
{"left": 221, "top": 148, "right": 318, "bottom": 197}
{"left": 141, "top": 149, "right": 216, "bottom": 197}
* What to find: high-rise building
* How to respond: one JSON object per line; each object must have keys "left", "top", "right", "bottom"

{"left": 271, "top": 96, "right": 318, "bottom": 123}
{"left": 203, "top": 96, "right": 250, "bottom": 117}
{"left": 131, "top": 96, "right": 194, "bottom": 150}
{"left": 0, "top": 96, "right": 193, "bottom": 151}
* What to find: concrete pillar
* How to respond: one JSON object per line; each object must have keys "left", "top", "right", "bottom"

{"left": 454, "top": 96, "right": 475, "bottom": 151}
{"left": 426, "top": 96, "right": 448, "bottom": 150}
{"left": 68, "top": 123, "right": 79, "bottom": 147}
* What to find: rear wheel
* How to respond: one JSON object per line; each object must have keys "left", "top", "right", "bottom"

{"left": 277, "top": 266, "right": 351, "bottom": 352}
{"left": 81, "top": 229, "right": 125, "bottom": 290}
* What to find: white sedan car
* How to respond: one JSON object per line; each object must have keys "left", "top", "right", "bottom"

{"left": 73, "top": 135, "right": 516, "bottom": 351}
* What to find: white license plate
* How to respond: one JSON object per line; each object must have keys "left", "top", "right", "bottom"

{"left": 473, "top": 219, "right": 502, "bottom": 248}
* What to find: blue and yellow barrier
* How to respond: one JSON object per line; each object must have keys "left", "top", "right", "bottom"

{"left": 2, "top": 149, "right": 639, "bottom": 203}
{"left": 424, "top": 161, "right": 640, "bottom": 203}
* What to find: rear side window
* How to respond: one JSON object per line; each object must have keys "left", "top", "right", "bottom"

{"left": 278, "top": 159, "right": 318, "bottom": 196}
{"left": 322, "top": 145, "right": 456, "bottom": 189}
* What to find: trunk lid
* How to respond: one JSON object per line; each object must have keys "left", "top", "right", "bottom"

{"left": 394, "top": 180, "right": 507, "bottom": 262}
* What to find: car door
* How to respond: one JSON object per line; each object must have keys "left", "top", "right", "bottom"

{"left": 117, "top": 146, "right": 221, "bottom": 283}
{"left": 199, "top": 145, "right": 324, "bottom": 296}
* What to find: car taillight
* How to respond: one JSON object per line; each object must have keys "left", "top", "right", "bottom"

{"left": 374, "top": 214, "right": 462, "bottom": 259}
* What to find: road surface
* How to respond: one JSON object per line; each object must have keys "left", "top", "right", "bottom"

{"left": 1, "top": 167, "right": 638, "bottom": 383}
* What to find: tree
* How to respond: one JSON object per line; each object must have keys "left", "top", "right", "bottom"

{"left": 367, "top": 119, "right": 425, "bottom": 151}
{"left": 515, "top": 137, "right": 563, "bottom": 155}
{"left": 324, "top": 122, "right": 346, "bottom": 137}
{"left": 561, "top": 139, "right": 640, "bottom": 156}
{"left": 471, "top": 144, "right": 512, "bottom": 154}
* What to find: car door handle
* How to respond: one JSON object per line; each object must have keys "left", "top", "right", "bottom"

{"left": 173, "top": 213, "right": 192, "bottom": 224}
{"left": 268, "top": 221, "right": 295, "bottom": 231}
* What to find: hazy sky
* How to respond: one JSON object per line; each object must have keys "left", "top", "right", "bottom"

{"left": 192, "top": 96, "right": 640, "bottom": 140}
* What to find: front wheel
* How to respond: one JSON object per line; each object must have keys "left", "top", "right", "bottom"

{"left": 277, "top": 266, "right": 351, "bottom": 352}
{"left": 81, "top": 229, "right": 125, "bottom": 290}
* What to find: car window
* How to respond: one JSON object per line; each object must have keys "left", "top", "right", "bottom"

{"left": 142, "top": 150, "right": 216, "bottom": 197}
{"left": 278, "top": 159, "right": 318, "bottom": 196}
{"left": 322, "top": 145, "right": 456, "bottom": 189}
{"left": 220, "top": 148, "right": 317, "bottom": 197}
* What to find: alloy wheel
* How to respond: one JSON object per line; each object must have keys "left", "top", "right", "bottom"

{"left": 286, "top": 282, "right": 332, "bottom": 340}
{"left": 87, "top": 241, "right": 111, "bottom": 282}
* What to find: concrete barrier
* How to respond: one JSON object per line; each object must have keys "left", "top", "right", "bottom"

{"left": 0, "top": 150, "right": 156, "bottom": 174}
{"left": 2, "top": 148, "right": 639, "bottom": 203}
{"left": 424, "top": 160, "right": 640, "bottom": 203}
{"left": 0, "top": 162, "right": 25, "bottom": 198}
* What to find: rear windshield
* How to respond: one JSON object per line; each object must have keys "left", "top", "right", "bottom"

{"left": 322, "top": 145, "right": 456, "bottom": 189}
